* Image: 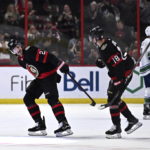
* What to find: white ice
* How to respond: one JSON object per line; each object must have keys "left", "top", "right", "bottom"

{"left": 0, "top": 104, "right": 149, "bottom": 150}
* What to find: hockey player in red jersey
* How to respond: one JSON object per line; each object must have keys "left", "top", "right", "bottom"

{"left": 90, "top": 26, "right": 142, "bottom": 139}
{"left": 8, "top": 38, "right": 73, "bottom": 137}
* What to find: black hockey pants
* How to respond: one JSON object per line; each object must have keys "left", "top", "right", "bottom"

{"left": 107, "top": 75, "right": 136, "bottom": 126}
{"left": 23, "top": 73, "right": 67, "bottom": 123}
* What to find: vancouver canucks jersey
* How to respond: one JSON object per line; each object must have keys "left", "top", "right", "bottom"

{"left": 140, "top": 38, "right": 150, "bottom": 76}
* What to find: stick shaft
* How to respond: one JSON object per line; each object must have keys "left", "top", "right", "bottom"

{"left": 67, "top": 72, "right": 96, "bottom": 106}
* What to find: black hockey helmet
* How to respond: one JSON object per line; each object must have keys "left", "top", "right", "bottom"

{"left": 8, "top": 39, "right": 20, "bottom": 54}
{"left": 89, "top": 26, "right": 104, "bottom": 41}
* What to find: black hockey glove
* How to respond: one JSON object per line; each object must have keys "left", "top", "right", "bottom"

{"left": 60, "top": 63, "right": 69, "bottom": 74}
{"left": 56, "top": 73, "right": 61, "bottom": 83}
{"left": 96, "top": 58, "right": 105, "bottom": 68}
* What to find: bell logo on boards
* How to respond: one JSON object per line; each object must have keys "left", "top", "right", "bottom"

{"left": 64, "top": 71, "right": 99, "bottom": 91}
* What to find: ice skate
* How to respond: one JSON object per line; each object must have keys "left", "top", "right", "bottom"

{"left": 28, "top": 116, "right": 47, "bottom": 136}
{"left": 143, "top": 114, "right": 150, "bottom": 120}
{"left": 105, "top": 125, "right": 122, "bottom": 139}
{"left": 54, "top": 121, "right": 73, "bottom": 137}
{"left": 143, "top": 104, "right": 150, "bottom": 120}
{"left": 125, "top": 118, "right": 142, "bottom": 134}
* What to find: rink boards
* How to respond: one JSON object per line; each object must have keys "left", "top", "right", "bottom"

{"left": 0, "top": 66, "right": 144, "bottom": 104}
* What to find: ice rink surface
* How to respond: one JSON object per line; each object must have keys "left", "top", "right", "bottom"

{"left": 0, "top": 104, "right": 149, "bottom": 150}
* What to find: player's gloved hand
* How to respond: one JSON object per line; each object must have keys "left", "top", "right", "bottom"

{"left": 60, "top": 63, "right": 69, "bottom": 74}
{"left": 96, "top": 58, "right": 105, "bottom": 68}
{"left": 56, "top": 73, "right": 61, "bottom": 83}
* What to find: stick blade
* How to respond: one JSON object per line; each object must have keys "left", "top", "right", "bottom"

{"left": 98, "top": 104, "right": 108, "bottom": 110}
{"left": 90, "top": 101, "right": 96, "bottom": 106}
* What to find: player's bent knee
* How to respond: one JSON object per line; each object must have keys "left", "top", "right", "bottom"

{"left": 46, "top": 94, "right": 59, "bottom": 106}
{"left": 23, "top": 93, "right": 35, "bottom": 106}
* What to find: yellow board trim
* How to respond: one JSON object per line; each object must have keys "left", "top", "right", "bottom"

{"left": 0, "top": 98, "right": 144, "bottom": 104}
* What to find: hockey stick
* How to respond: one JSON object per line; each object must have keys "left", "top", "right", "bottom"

{"left": 98, "top": 41, "right": 150, "bottom": 110}
{"left": 131, "top": 42, "right": 150, "bottom": 71}
{"left": 67, "top": 72, "right": 96, "bottom": 106}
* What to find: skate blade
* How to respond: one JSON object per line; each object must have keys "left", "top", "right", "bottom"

{"left": 126, "top": 122, "right": 142, "bottom": 134}
{"left": 55, "top": 129, "right": 73, "bottom": 137}
{"left": 106, "top": 133, "right": 121, "bottom": 139}
{"left": 143, "top": 115, "right": 150, "bottom": 120}
{"left": 28, "top": 130, "right": 47, "bottom": 136}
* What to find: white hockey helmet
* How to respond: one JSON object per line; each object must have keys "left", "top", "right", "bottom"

{"left": 145, "top": 26, "right": 150, "bottom": 36}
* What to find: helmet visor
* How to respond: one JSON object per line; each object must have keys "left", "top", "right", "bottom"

{"left": 88, "top": 35, "right": 92, "bottom": 42}
{"left": 88, "top": 35, "right": 97, "bottom": 43}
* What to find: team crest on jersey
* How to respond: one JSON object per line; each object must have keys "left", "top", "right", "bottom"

{"left": 26, "top": 64, "right": 39, "bottom": 78}
{"left": 101, "top": 44, "right": 107, "bottom": 50}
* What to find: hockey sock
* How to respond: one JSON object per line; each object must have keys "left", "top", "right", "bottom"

{"left": 119, "top": 101, "right": 136, "bottom": 121}
{"left": 27, "top": 104, "right": 42, "bottom": 122}
{"left": 144, "top": 87, "right": 150, "bottom": 103}
{"left": 110, "top": 105, "right": 121, "bottom": 126}
{"left": 144, "top": 98, "right": 150, "bottom": 104}
{"left": 51, "top": 101, "right": 67, "bottom": 123}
